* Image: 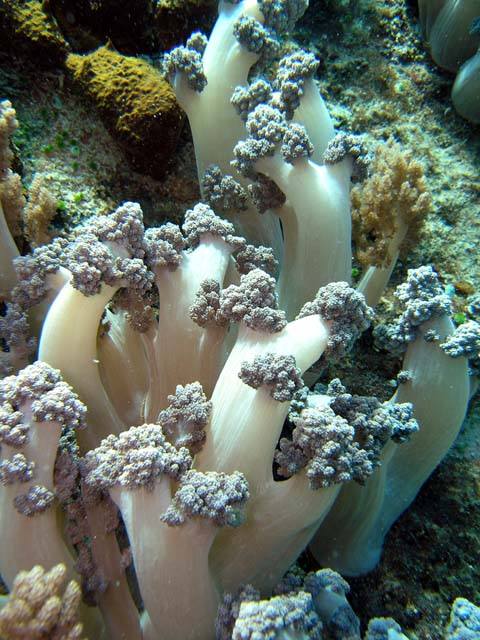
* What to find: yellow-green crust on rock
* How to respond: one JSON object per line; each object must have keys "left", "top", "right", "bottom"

{"left": 67, "top": 44, "right": 184, "bottom": 178}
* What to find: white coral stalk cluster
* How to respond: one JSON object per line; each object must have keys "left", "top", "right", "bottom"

{"left": 0, "top": 0, "right": 477, "bottom": 639}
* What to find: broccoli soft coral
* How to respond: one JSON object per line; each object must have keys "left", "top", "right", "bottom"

{"left": 84, "top": 420, "right": 249, "bottom": 640}
{"left": 0, "top": 0, "right": 477, "bottom": 636}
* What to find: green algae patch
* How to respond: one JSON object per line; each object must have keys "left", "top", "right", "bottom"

{"left": 66, "top": 44, "right": 183, "bottom": 178}
{"left": 0, "top": 0, "right": 68, "bottom": 65}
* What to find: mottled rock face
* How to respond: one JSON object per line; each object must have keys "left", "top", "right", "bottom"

{"left": 48, "top": 0, "right": 158, "bottom": 54}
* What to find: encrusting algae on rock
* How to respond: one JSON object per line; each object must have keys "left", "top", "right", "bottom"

{"left": 66, "top": 44, "right": 183, "bottom": 178}
{"left": 0, "top": 0, "right": 68, "bottom": 64}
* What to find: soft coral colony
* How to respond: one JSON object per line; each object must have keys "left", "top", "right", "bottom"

{"left": 0, "top": 0, "right": 479, "bottom": 639}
